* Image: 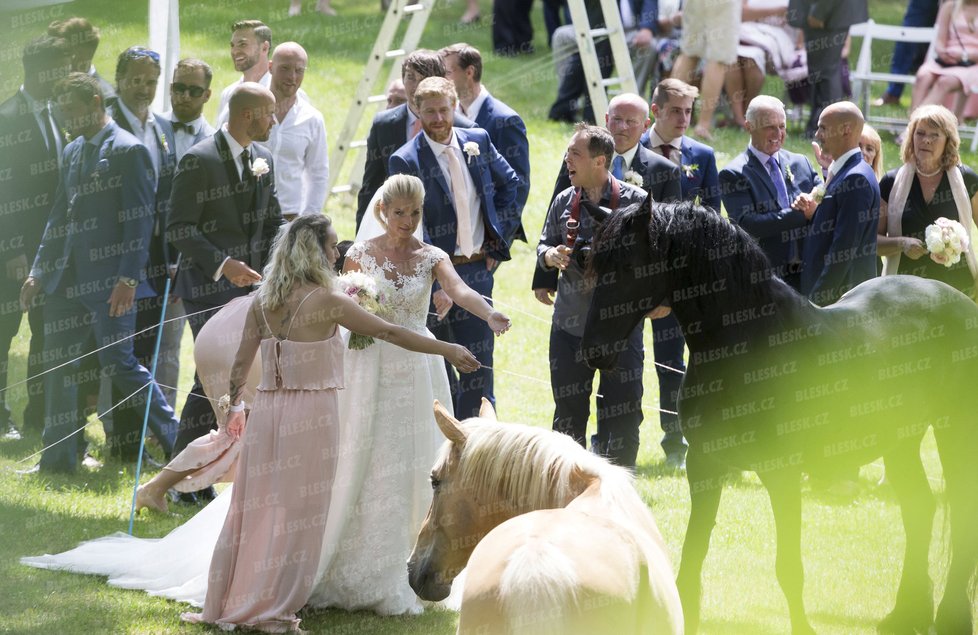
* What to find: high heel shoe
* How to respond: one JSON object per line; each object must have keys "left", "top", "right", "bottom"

{"left": 136, "top": 484, "right": 168, "bottom": 513}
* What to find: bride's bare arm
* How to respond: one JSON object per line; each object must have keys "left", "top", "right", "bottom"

{"left": 432, "top": 258, "right": 511, "bottom": 335}
{"left": 331, "top": 291, "right": 480, "bottom": 372}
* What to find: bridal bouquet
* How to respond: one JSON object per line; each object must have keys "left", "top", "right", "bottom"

{"left": 924, "top": 217, "right": 970, "bottom": 268}
{"left": 336, "top": 271, "right": 389, "bottom": 349}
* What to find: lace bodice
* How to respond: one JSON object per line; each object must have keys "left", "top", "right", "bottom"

{"left": 345, "top": 242, "right": 448, "bottom": 331}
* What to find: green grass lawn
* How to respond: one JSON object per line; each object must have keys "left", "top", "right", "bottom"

{"left": 1, "top": 0, "right": 974, "bottom": 633}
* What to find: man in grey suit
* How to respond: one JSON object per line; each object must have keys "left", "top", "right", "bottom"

{"left": 356, "top": 49, "right": 474, "bottom": 231}
{"left": 166, "top": 83, "right": 284, "bottom": 468}
{"left": 788, "top": 0, "right": 868, "bottom": 138}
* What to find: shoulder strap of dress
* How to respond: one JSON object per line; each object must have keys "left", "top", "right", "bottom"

{"left": 285, "top": 287, "right": 324, "bottom": 338}
{"left": 258, "top": 301, "right": 274, "bottom": 337}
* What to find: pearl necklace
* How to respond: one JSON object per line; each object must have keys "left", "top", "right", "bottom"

{"left": 915, "top": 165, "right": 942, "bottom": 178}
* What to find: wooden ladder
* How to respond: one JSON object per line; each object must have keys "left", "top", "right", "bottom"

{"left": 327, "top": 0, "right": 434, "bottom": 198}
{"left": 564, "top": 0, "right": 637, "bottom": 118}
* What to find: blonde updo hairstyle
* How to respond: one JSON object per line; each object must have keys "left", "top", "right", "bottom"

{"left": 258, "top": 215, "right": 335, "bottom": 311}
{"left": 901, "top": 104, "right": 960, "bottom": 173}
{"left": 373, "top": 173, "right": 426, "bottom": 230}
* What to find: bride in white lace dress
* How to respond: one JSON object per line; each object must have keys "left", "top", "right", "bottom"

{"left": 21, "top": 175, "right": 509, "bottom": 619}
{"left": 310, "top": 174, "right": 510, "bottom": 614}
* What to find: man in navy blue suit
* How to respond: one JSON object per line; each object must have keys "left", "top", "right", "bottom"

{"left": 105, "top": 46, "right": 179, "bottom": 462}
{"left": 20, "top": 73, "right": 179, "bottom": 473}
{"left": 642, "top": 78, "right": 721, "bottom": 211}
{"left": 389, "top": 77, "right": 525, "bottom": 418}
{"left": 441, "top": 42, "right": 530, "bottom": 239}
{"left": 0, "top": 35, "right": 70, "bottom": 440}
{"left": 799, "top": 102, "right": 879, "bottom": 306}
{"left": 720, "top": 95, "right": 822, "bottom": 291}
{"left": 356, "top": 49, "right": 474, "bottom": 231}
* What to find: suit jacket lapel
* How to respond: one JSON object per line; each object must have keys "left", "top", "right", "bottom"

{"left": 418, "top": 135, "right": 453, "bottom": 204}
{"left": 746, "top": 151, "right": 778, "bottom": 200}
{"left": 457, "top": 131, "right": 485, "bottom": 194}
{"left": 215, "top": 132, "right": 242, "bottom": 187}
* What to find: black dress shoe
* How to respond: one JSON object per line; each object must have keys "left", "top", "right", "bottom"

{"left": 195, "top": 486, "right": 217, "bottom": 502}
{"left": 170, "top": 489, "right": 198, "bottom": 505}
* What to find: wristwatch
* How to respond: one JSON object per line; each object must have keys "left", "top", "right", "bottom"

{"left": 118, "top": 276, "right": 138, "bottom": 288}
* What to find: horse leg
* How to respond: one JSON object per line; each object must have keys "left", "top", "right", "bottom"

{"left": 934, "top": 423, "right": 978, "bottom": 635}
{"left": 878, "top": 441, "right": 935, "bottom": 634}
{"left": 756, "top": 469, "right": 814, "bottom": 635}
{"left": 676, "top": 450, "right": 725, "bottom": 635}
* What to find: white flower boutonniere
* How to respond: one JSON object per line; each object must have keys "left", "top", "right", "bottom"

{"left": 623, "top": 170, "right": 644, "bottom": 187}
{"left": 463, "top": 141, "right": 480, "bottom": 164}
{"left": 682, "top": 163, "right": 699, "bottom": 179}
{"left": 811, "top": 184, "right": 826, "bottom": 205}
{"left": 160, "top": 132, "right": 169, "bottom": 156}
{"left": 251, "top": 157, "right": 270, "bottom": 178}
{"left": 785, "top": 165, "right": 794, "bottom": 184}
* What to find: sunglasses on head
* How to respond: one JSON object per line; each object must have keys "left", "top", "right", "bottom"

{"left": 171, "top": 82, "right": 207, "bottom": 98}
{"left": 124, "top": 47, "right": 161, "bottom": 63}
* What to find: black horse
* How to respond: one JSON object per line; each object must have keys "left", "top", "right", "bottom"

{"left": 581, "top": 199, "right": 978, "bottom": 634}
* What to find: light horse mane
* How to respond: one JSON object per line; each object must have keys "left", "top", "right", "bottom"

{"left": 439, "top": 418, "right": 653, "bottom": 529}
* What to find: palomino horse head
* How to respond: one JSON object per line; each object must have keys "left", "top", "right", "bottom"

{"left": 408, "top": 400, "right": 599, "bottom": 601}
{"left": 582, "top": 196, "right": 670, "bottom": 370}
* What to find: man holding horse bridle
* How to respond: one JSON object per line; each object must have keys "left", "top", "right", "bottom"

{"left": 536, "top": 123, "right": 649, "bottom": 469}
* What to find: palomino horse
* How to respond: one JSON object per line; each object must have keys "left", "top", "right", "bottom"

{"left": 581, "top": 199, "right": 978, "bottom": 634}
{"left": 408, "top": 399, "right": 682, "bottom": 635}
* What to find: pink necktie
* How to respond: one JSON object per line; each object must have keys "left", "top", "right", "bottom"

{"left": 444, "top": 146, "right": 475, "bottom": 257}
{"left": 409, "top": 118, "right": 422, "bottom": 139}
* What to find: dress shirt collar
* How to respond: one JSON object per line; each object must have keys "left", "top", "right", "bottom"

{"left": 461, "top": 85, "right": 489, "bottom": 120}
{"left": 85, "top": 118, "right": 114, "bottom": 146}
{"left": 169, "top": 113, "right": 207, "bottom": 134}
{"left": 616, "top": 143, "right": 639, "bottom": 170}
{"left": 827, "top": 147, "right": 862, "bottom": 180}
{"left": 647, "top": 127, "right": 682, "bottom": 152}
{"left": 18, "top": 86, "right": 46, "bottom": 113}
{"left": 220, "top": 124, "right": 248, "bottom": 159}
{"left": 748, "top": 144, "right": 778, "bottom": 167}
{"left": 116, "top": 98, "right": 157, "bottom": 137}
{"left": 423, "top": 129, "right": 459, "bottom": 157}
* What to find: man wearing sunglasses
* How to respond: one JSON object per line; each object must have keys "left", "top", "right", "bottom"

{"left": 166, "top": 58, "right": 215, "bottom": 161}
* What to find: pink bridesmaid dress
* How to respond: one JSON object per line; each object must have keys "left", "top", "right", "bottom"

{"left": 183, "top": 292, "right": 344, "bottom": 632}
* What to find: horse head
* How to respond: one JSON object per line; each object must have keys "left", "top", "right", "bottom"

{"left": 407, "top": 398, "right": 509, "bottom": 601}
{"left": 582, "top": 196, "right": 672, "bottom": 370}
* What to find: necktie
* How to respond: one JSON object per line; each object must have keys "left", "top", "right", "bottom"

{"left": 658, "top": 144, "right": 677, "bottom": 165}
{"left": 611, "top": 155, "right": 624, "bottom": 180}
{"left": 409, "top": 118, "right": 423, "bottom": 139}
{"left": 767, "top": 156, "right": 790, "bottom": 209}
{"left": 41, "top": 103, "right": 62, "bottom": 159}
{"left": 172, "top": 121, "right": 193, "bottom": 134}
{"left": 240, "top": 147, "right": 252, "bottom": 182}
{"left": 444, "top": 146, "right": 475, "bottom": 258}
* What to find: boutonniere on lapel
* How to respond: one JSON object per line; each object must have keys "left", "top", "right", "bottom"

{"left": 463, "top": 141, "right": 480, "bottom": 164}
{"left": 62, "top": 127, "right": 72, "bottom": 142}
{"left": 159, "top": 132, "right": 170, "bottom": 156}
{"left": 810, "top": 184, "right": 826, "bottom": 204}
{"left": 784, "top": 164, "right": 794, "bottom": 184}
{"left": 251, "top": 157, "right": 270, "bottom": 178}
{"left": 682, "top": 163, "right": 699, "bottom": 179}
{"left": 92, "top": 157, "right": 110, "bottom": 179}
{"left": 623, "top": 170, "right": 644, "bottom": 187}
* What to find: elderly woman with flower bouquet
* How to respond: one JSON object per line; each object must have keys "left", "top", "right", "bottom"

{"left": 878, "top": 105, "right": 978, "bottom": 298}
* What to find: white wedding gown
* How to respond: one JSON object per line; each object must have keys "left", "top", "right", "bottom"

{"left": 21, "top": 241, "right": 456, "bottom": 616}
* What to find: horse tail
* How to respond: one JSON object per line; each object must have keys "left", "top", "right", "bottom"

{"left": 499, "top": 539, "right": 579, "bottom": 635}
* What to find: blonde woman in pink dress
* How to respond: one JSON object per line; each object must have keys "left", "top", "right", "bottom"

{"left": 23, "top": 215, "right": 479, "bottom": 633}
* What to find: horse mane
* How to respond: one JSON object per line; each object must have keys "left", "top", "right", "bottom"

{"left": 591, "top": 199, "right": 789, "bottom": 313}
{"left": 445, "top": 419, "right": 653, "bottom": 528}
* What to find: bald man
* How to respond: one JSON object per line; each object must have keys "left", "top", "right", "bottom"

{"left": 798, "top": 102, "right": 880, "bottom": 306}
{"left": 166, "top": 81, "right": 284, "bottom": 467}
{"left": 260, "top": 42, "right": 328, "bottom": 220}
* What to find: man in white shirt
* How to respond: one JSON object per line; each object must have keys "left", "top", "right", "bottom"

{"left": 259, "top": 42, "right": 328, "bottom": 220}
{"left": 215, "top": 20, "right": 272, "bottom": 127}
